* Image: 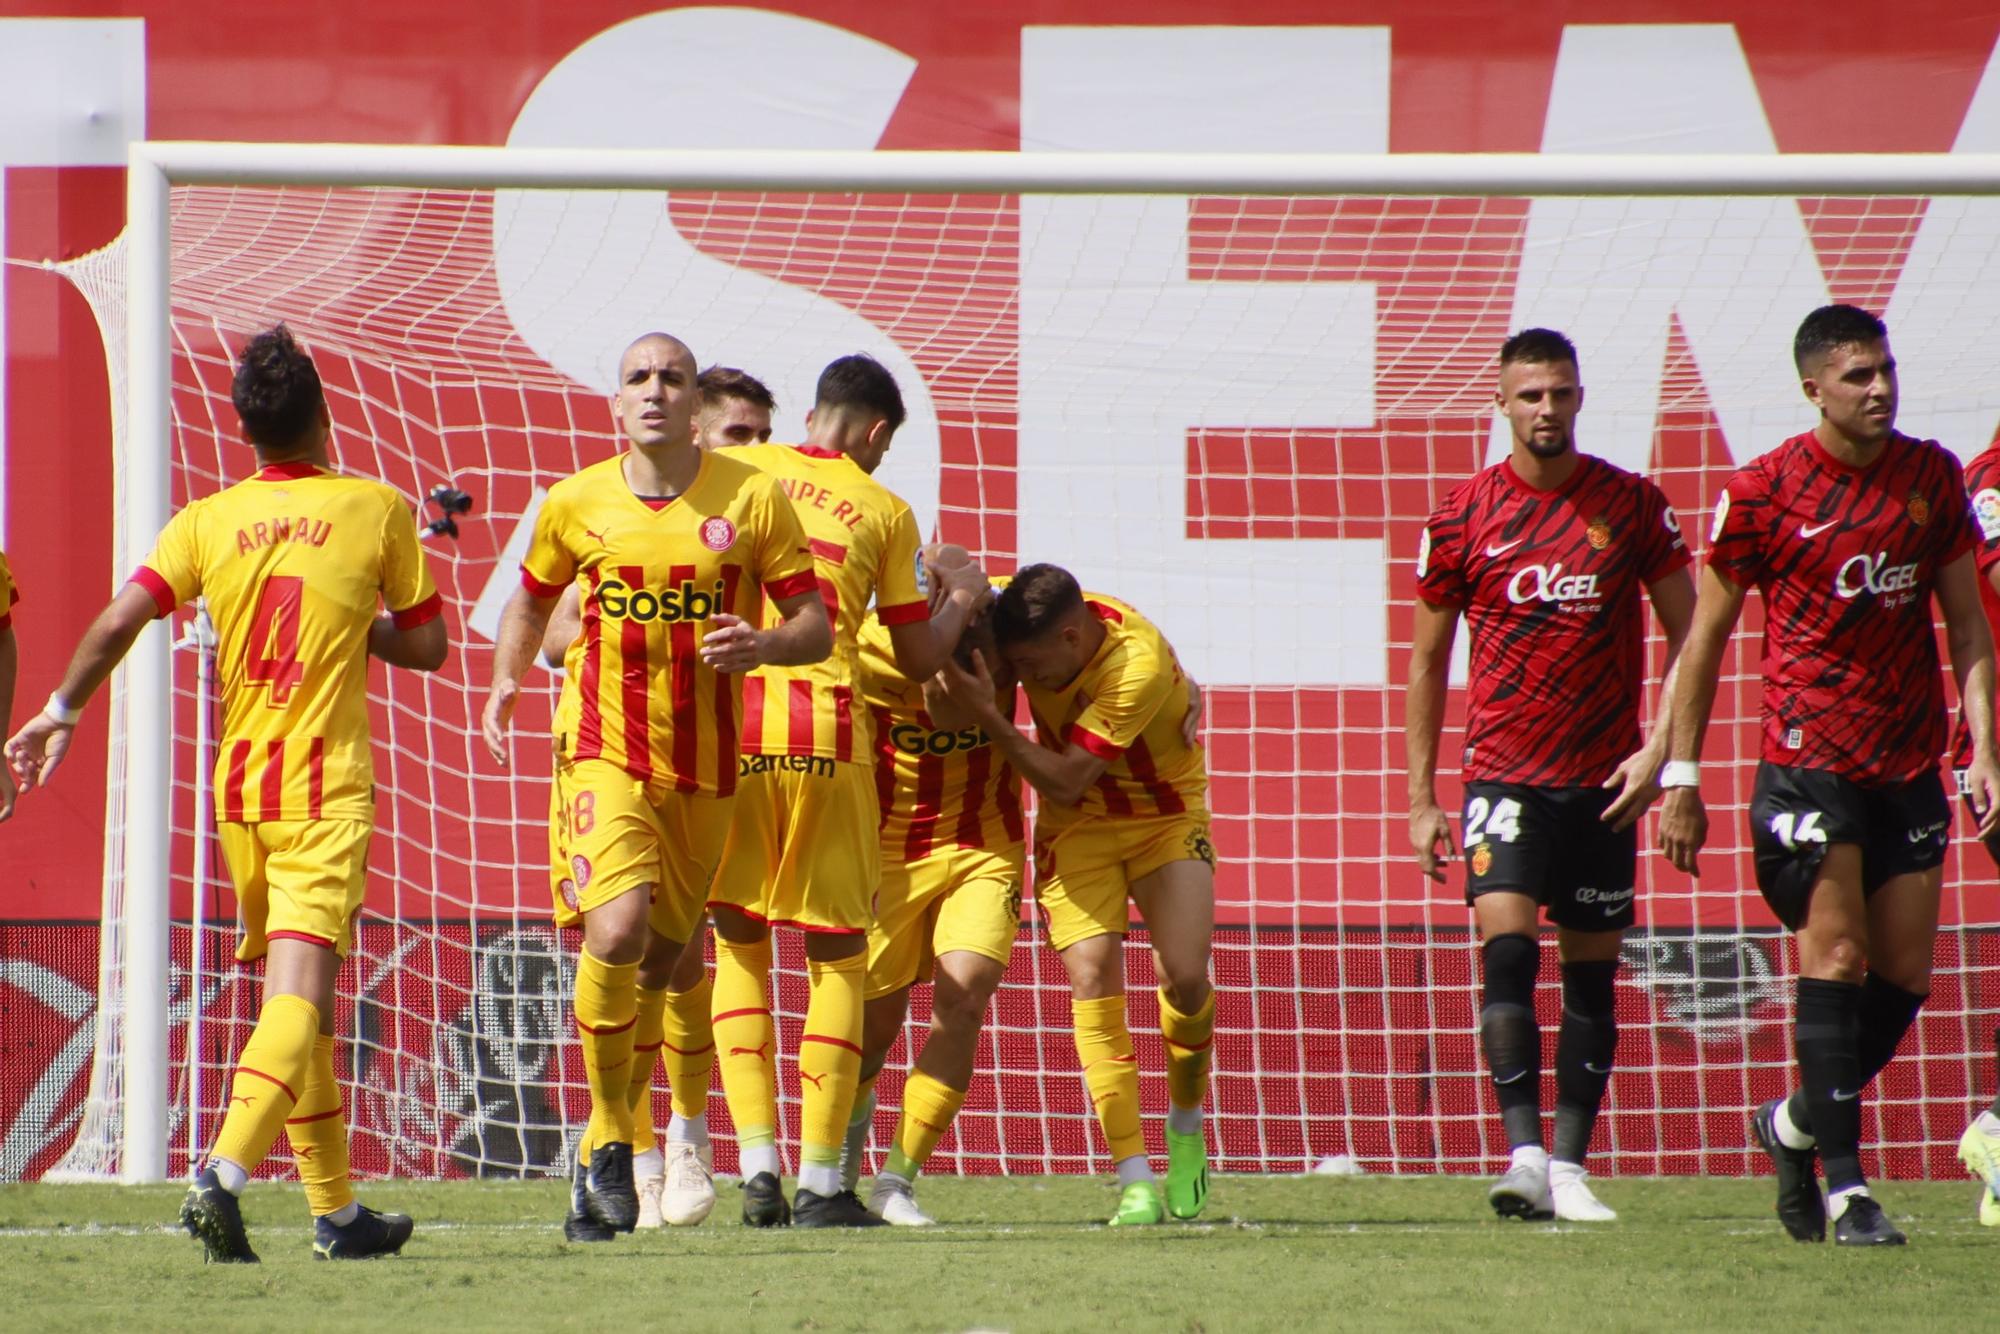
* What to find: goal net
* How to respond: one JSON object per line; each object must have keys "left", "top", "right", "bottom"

{"left": 48, "top": 147, "right": 2000, "bottom": 1183}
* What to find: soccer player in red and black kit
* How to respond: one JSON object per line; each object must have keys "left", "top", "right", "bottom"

{"left": 1661, "top": 304, "right": 2000, "bottom": 1247}
{"left": 1408, "top": 328, "right": 1696, "bottom": 1223}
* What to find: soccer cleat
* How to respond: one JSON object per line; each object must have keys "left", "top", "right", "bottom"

{"left": 868, "top": 1178, "right": 935, "bottom": 1227}
{"left": 1108, "top": 1180, "right": 1166, "bottom": 1227}
{"left": 1487, "top": 1161, "right": 1554, "bottom": 1221}
{"left": 1549, "top": 1165, "right": 1617, "bottom": 1222}
{"left": 634, "top": 1157, "right": 665, "bottom": 1230}
{"left": 661, "top": 1141, "right": 717, "bottom": 1227}
{"left": 312, "top": 1204, "right": 413, "bottom": 1260}
{"left": 582, "top": 1141, "right": 639, "bottom": 1233}
{"left": 1165, "top": 1127, "right": 1210, "bottom": 1220}
{"left": 1957, "top": 1115, "right": 2000, "bottom": 1226}
{"left": 1750, "top": 1098, "right": 1826, "bottom": 1243}
{"left": 179, "top": 1167, "right": 259, "bottom": 1264}
{"left": 563, "top": 1154, "right": 615, "bottom": 1243}
{"left": 1833, "top": 1193, "right": 1906, "bottom": 1246}
{"left": 740, "top": 1170, "right": 792, "bottom": 1228}
{"left": 793, "top": 1187, "right": 889, "bottom": 1229}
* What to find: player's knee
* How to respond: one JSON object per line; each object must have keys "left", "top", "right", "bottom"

{"left": 1480, "top": 932, "right": 1539, "bottom": 1009}
{"left": 930, "top": 985, "right": 988, "bottom": 1041}
{"left": 1806, "top": 932, "right": 1868, "bottom": 982}
{"left": 1159, "top": 971, "right": 1211, "bottom": 1017}
{"left": 1560, "top": 958, "right": 1618, "bottom": 1022}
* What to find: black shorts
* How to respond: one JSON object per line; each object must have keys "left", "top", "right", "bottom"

{"left": 1749, "top": 763, "right": 1951, "bottom": 931}
{"left": 1460, "top": 781, "right": 1636, "bottom": 932}
{"left": 1952, "top": 768, "right": 2000, "bottom": 871}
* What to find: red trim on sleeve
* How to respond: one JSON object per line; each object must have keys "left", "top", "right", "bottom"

{"left": 130, "top": 566, "right": 179, "bottom": 618}
{"left": 391, "top": 590, "right": 443, "bottom": 629}
{"left": 764, "top": 570, "right": 816, "bottom": 601}
{"left": 1072, "top": 725, "right": 1126, "bottom": 761}
{"left": 520, "top": 566, "right": 566, "bottom": 599}
{"left": 876, "top": 599, "right": 929, "bottom": 626}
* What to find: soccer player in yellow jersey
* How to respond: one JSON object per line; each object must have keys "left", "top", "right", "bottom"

{"left": 6, "top": 326, "right": 448, "bottom": 1262}
{"left": 0, "top": 548, "right": 19, "bottom": 822}
{"left": 484, "top": 334, "right": 827, "bottom": 1242}
{"left": 710, "top": 353, "right": 990, "bottom": 1228}
{"left": 941, "top": 564, "right": 1217, "bottom": 1226}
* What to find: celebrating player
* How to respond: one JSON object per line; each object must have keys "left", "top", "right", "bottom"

{"left": 0, "top": 547, "right": 18, "bottom": 822}
{"left": 939, "top": 566, "right": 1216, "bottom": 1227}
{"left": 482, "top": 333, "right": 829, "bottom": 1243}
{"left": 6, "top": 325, "right": 449, "bottom": 1262}
{"left": 1660, "top": 304, "right": 2000, "bottom": 1246}
{"left": 1955, "top": 436, "right": 2000, "bottom": 1225}
{"left": 709, "top": 354, "right": 989, "bottom": 1228}
{"left": 1407, "top": 328, "right": 1694, "bottom": 1223}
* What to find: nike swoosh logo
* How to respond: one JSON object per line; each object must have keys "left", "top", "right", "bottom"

{"left": 1798, "top": 520, "right": 1839, "bottom": 538}
{"left": 1831, "top": 1088, "right": 1858, "bottom": 1102}
{"left": 1494, "top": 1071, "right": 1530, "bottom": 1085}
{"left": 1485, "top": 539, "right": 1525, "bottom": 557}
{"left": 1584, "top": 1062, "right": 1612, "bottom": 1075}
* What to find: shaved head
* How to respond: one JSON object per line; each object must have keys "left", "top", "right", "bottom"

{"left": 615, "top": 332, "right": 699, "bottom": 451}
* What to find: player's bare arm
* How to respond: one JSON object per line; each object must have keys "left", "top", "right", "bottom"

{"left": 887, "top": 562, "right": 994, "bottom": 682}
{"left": 938, "top": 648, "right": 1107, "bottom": 807}
{"left": 1936, "top": 549, "right": 2000, "bottom": 835}
{"left": 1601, "top": 565, "right": 1698, "bottom": 832}
{"left": 1657, "top": 563, "right": 1748, "bottom": 874}
{"left": 368, "top": 610, "right": 449, "bottom": 672}
{"left": 1403, "top": 597, "right": 1461, "bottom": 883}
{"left": 539, "top": 583, "right": 583, "bottom": 669}
{"left": 4, "top": 583, "right": 157, "bottom": 792}
{"left": 480, "top": 582, "right": 558, "bottom": 767}
{"left": 0, "top": 623, "right": 17, "bottom": 821}
{"left": 699, "top": 589, "right": 830, "bottom": 672}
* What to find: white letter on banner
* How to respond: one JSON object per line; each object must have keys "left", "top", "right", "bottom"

{"left": 1019, "top": 26, "right": 1388, "bottom": 686}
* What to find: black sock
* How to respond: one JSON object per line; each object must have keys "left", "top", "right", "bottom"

{"left": 1795, "top": 976, "right": 1865, "bottom": 1191}
{"left": 1480, "top": 933, "right": 1542, "bottom": 1150}
{"left": 1785, "top": 973, "right": 1926, "bottom": 1137}
{"left": 1553, "top": 959, "right": 1619, "bottom": 1167}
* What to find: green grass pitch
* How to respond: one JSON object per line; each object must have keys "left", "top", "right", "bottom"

{"left": 3, "top": 1175, "right": 1995, "bottom": 1331}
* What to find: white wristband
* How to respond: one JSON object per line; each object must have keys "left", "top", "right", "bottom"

{"left": 1659, "top": 760, "right": 1700, "bottom": 790}
{"left": 42, "top": 692, "right": 82, "bottom": 727}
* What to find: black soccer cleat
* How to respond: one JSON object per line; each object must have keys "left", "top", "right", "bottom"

{"left": 583, "top": 1141, "right": 639, "bottom": 1233}
{"left": 564, "top": 1153, "right": 615, "bottom": 1243}
{"left": 313, "top": 1203, "right": 413, "bottom": 1260}
{"left": 1750, "top": 1099, "right": 1826, "bottom": 1242}
{"left": 741, "top": 1171, "right": 792, "bottom": 1228}
{"left": 1834, "top": 1194, "right": 1907, "bottom": 1247}
{"left": 180, "top": 1167, "right": 260, "bottom": 1264}
{"left": 793, "top": 1186, "right": 889, "bottom": 1229}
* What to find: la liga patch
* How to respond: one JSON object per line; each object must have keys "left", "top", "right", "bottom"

{"left": 1975, "top": 488, "right": 2000, "bottom": 542}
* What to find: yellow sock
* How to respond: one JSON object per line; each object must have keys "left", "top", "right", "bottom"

{"left": 211, "top": 993, "right": 320, "bottom": 1176}
{"left": 1158, "top": 987, "right": 1216, "bottom": 1114}
{"left": 629, "top": 984, "right": 669, "bottom": 1155}
{"left": 575, "top": 948, "right": 640, "bottom": 1146}
{"left": 883, "top": 1070, "right": 966, "bottom": 1180}
{"left": 284, "top": 1034, "right": 353, "bottom": 1216}
{"left": 661, "top": 977, "right": 715, "bottom": 1121}
{"left": 1072, "top": 994, "right": 1145, "bottom": 1164}
{"left": 713, "top": 936, "right": 778, "bottom": 1150}
{"left": 798, "top": 954, "right": 866, "bottom": 1163}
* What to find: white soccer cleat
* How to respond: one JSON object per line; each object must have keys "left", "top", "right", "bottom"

{"left": 1958, "top": 1112, "right": 2000, "bottom": 1226}
{"left": 662, "top": 1140, "right": 717, "bottom": 1227}
{"left": 868, "top": 1178, "right": 936, "bottom": 1227}
{"left": 1549, "top": 1164, "right": 1617, "bottom": 1222}
{"left": 1487, "top": 1160, "right": 1553, "bottom": 1221}
{"left": 634, "top": 1158, "right": 666, "bottom": 1230}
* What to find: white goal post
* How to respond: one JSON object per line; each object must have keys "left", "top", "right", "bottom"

{"left": 93, "top": 141, "right": 2000, "bottom": 1182}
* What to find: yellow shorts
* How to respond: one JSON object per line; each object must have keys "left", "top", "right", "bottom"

{"left": 709, "top": 757, "right": 880, "bottom": 935}
{"left": 549, "top": 757, "right": 732, "bottom": 945}
{"left": 218, "top": 818, "right": 372, "bottom": 961}
{"left": 1033, "top": 811, "right": 1216, "bottom": 952}
{"left": 866, "top": 842, "right": 1025, "bottom": 999}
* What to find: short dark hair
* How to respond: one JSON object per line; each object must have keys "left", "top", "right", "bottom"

{"left": 698, "top": 365, "right": 776, "bottom": 414}
{"left": 1499, "top": 327, "right": 1578, "bottom": 370}
{"left": 232, "top": 324, "right": 324, "bottom": 452}
{"left": 814, "top": 353, "right": 905, "bottom": 430}
{"left": 1794, "top": 303, "right": 1888, "bottom": 372}
{"left": 992, "top": 564, "right": 1085, "bottom": 646}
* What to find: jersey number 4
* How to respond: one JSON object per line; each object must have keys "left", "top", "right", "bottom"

{"left": 246, "top": 575, "right": 305, "bottom": 707}
{"left": 1465, "top": 796, "right": 1523, "bottom": 844}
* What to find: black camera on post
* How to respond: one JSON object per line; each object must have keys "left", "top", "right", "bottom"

{"left": 423, "top": 484, "right": 474, "bottom": 541}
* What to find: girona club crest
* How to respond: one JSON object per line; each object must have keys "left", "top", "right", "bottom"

{"left": 570, "top": 855, "right": 592, "bottom": 890}
{"left": 700, "top": 515, "right": 737, "bottom": 551}
{"left": 1906, "top": 491, "right": 1931, "bottom": 527}
{"left": 557, "top": 878, "right": 580, "bottom": 913}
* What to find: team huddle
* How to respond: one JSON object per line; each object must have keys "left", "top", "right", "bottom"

{"left": 2, "top": 301, "right": 1999, "bottom": 1260}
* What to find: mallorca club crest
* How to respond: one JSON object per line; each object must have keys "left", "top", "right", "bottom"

{"left": 1906, "top": 490, "right": 1931, "bottom": 527}
{"left": 1470, "top": 842, "right": 1493, "bottom": 877}
{"left": 700, "top": 515, "right": 737, "bottom": 552}
{"left": 1585, "top": 515, "right": 1612, "bottom": 550}
{"left": 570, "top": 854, "right": 593, "bottom": 891}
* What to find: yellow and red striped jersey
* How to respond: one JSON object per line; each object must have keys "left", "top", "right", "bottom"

{"left": 1024, "top": 592, "right": 1208, "bottom": 832}
{"left": 721, "top": 442, "right": 928, "bottom": 763}
{"left": 133, "top": 462, "right": 442, "bottom": 822}
{"left": 0, "top": 548, "right": 17, "bottom": 630}
{"left": 523, "top": 451, "right": 815, "bottom": 795}
{"left": 856, "top": 612, "right": 1025, "bottom": 863}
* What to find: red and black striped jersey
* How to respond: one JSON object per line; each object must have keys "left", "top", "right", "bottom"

{"left": 1950, "top": 443, "right": 2000, "bottom": 769}
{"left": 1417, "top": 453, "right": 1689, "bottom": 786}
{"left": 1711, "top": 430, "right": 1973, "bottom": 783}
